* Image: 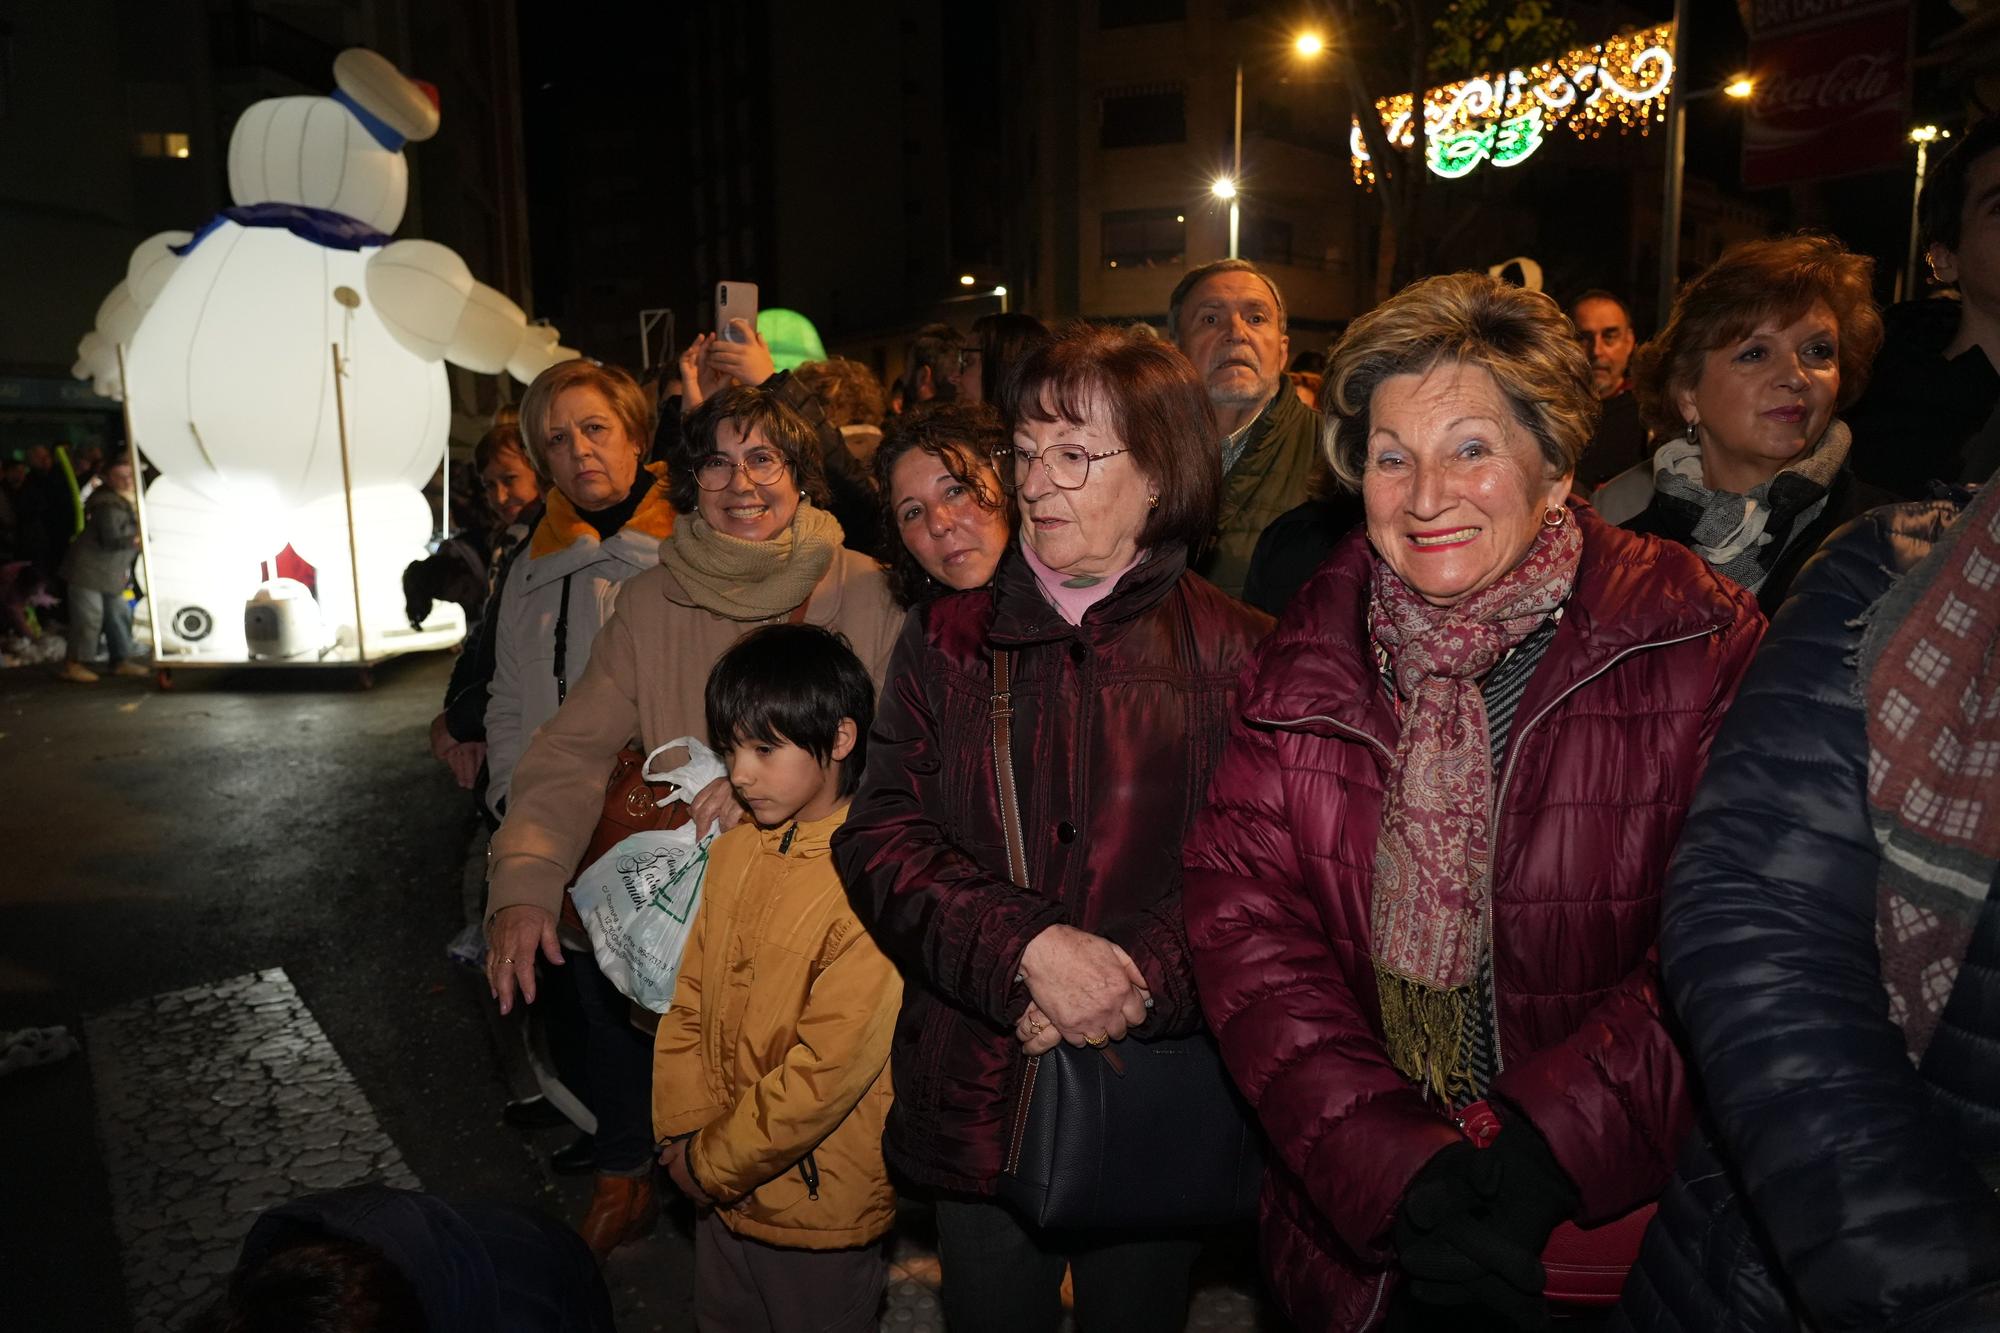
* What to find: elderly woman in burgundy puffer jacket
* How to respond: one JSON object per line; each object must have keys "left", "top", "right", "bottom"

{"left": 1183, "top": 273, "right": 1764, "bottom": 1332}
{"left": 835, "top": 324, "right": 1271, "bottom": 1333}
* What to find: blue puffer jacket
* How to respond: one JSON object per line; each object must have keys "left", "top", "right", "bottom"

{"left": 1615, "top": 497, "right": 2000, "bottom": 1332}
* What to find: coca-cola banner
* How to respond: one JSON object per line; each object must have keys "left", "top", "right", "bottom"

{"left": 1742, "top": 0, "right": 1911, "bottom": 190}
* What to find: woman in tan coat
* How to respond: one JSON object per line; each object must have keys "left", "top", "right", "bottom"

{"left": 484, "top": 382, "right": 903, "bottom": 1253}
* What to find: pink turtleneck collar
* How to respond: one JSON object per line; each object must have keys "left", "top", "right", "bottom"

{"left": 1018, "top": 535, "right": 1143, "bottom": 627}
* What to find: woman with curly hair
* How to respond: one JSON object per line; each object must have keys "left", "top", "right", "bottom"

{"left": 871, "top": 401, "right": 1012, "bottom": 606}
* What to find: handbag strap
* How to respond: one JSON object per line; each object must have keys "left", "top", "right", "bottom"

{"left": 991, "top": 649, "right": 1029, "bottom": 890}
{"left": 552, "top": 573, "right": 573, "bottom": 704}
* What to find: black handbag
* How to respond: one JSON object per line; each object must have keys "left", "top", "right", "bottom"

{"left": 987, "top": 648, "right": 1264, "bottom": 1230}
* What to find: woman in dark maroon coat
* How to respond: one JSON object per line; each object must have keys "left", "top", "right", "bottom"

{"left": 1182, "top": 274, "right": 1764, "bottom": 1332}
{"left": 834, "top": 325, "right": 1271, "bottom": 1333}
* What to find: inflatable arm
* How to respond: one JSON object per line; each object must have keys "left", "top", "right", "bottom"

{"left": 365, "top": 240, "right": 578, "bottom": 384}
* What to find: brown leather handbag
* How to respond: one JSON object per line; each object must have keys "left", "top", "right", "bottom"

{"left": 562, "top": 749, "right": 689, "bottom": 929}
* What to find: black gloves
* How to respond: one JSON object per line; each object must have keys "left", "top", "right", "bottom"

{"left": 1391, "top": 1113, "right": 1580, "bottom": 1330}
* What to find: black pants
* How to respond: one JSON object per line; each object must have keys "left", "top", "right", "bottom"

{"left": 932, "top": 1197, "right": 1201, "bottom": 1333}
{"left": 566, "top": 945, "right": 654, "bottom": 1174}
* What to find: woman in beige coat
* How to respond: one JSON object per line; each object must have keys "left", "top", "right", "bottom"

{"left": 484, "top": 382, "right": 903, "bottom": 1249}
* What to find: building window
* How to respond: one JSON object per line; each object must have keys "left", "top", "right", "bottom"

{"left": 1243, "top": 217, "right": 1293, "bottom": 267}
{"left": 1102, "top": 208, "right": 1184, "bottom": 270}
{"left": 1099, "top": 0, "right": 1185, "bottom": 27}
{"left": 134, "top": 131, "right": 192, "bottom": 159}
{"left": 1100, "top": 89, "right": 1184, "bottom": 149}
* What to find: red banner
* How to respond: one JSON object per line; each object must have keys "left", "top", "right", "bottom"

{"left": 1742, "top": 0, "right": 1911, "bottom": 190}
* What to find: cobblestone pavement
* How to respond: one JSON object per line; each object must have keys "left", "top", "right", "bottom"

{"left": 86, "top": 968, "right": 418, "bottom": 1333}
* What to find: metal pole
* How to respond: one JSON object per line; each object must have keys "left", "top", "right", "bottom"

{"left": 1905, "top": 138, "right": 1932, "bottom": 300}
{"left": 1656, "top": 0, "right": 1688, "bottom": 322}
{"left": 1230, "top": 61, "right": 1244, "bottom": 259}
{"left": 330, "top": 343, "right": 369, "bottom": 665}
{"left": 115, "top": 344, "right": 162, "bottom": 669}
{"left": 1657, "top": 0, "right": 1689, "bottom": 323}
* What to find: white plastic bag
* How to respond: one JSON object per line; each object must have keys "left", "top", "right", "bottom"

{"left": 567, "top": 736, "right": 728, "bottom": 1011}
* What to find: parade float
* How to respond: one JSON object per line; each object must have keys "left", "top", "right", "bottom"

{"left": 72, "top": 48, "right": 576, "bottom": 684}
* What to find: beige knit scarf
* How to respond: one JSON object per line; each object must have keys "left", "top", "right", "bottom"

{"left": 656, "top": 502, "right": 843, "bottom": 621}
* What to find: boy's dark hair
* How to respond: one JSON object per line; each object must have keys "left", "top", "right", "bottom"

{"left": 704, "top": 624, "right": 875, "bottom": 798}
{"left": 183, "top": 1238, "right": 426, "bottom": 1333}
{"left": 1921, "top": 117, "right": 2000, "bottom": 256}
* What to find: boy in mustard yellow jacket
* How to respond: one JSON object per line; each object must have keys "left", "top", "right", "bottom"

{"left": 653, "top": 624, "right": 901, "bottom": 1333}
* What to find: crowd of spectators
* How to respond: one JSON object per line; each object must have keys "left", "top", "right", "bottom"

{"left": 161, "top": 113, "right": 2000, "bottom": 1333}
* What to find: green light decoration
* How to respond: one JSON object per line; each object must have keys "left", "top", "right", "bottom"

{"left": 1353, "top": 22, "right": 1673, "bottom": 185}
{"left": 1428, "top": 108, "right": 1546, "bottom": 178}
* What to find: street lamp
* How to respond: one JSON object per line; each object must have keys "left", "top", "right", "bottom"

{"left": 1222, "top": 32, "right": 1327, "bottom": 260}
{"left": 1906, "top": 125, "right": 1950, "bottom": 297}
{"left": 1657, "top": 0, "right": 1754, "bottom": 321}
{"left": 958, "top": 274, "right": 977, "bottom": 287}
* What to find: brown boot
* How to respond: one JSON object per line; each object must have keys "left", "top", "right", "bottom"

{"left": 578, "top": 1171, "right": 658, "bottom": 1259}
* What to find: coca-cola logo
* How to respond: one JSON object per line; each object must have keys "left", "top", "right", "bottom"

{"left": 1751, "top": 51, "right": 1899, "bottom": 117}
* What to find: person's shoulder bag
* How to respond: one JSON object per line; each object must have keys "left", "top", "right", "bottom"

{"left": 989, "top": 647, "right": 1263, "bottom": 1230}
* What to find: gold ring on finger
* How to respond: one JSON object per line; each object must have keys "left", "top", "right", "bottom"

{"left": 1086, "top": 1034, "right": 1108, "bottom": 1048}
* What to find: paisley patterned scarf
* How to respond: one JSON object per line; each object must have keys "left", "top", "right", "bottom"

{"left": 1367, "top": 514, "right": 1583, "bottom": 1101}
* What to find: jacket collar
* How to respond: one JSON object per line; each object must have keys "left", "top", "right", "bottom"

{"left": 987, "top": 541, "right": 1188, "bottom": 647}
{"left": 1244, "top": 500, "right": 1746, "bottom": 751}
{"left": 1240, "top": 380, "right": 1310, "bottom": 459}
{"left": 528, "top": 462, "right": 674, "bottom": 560}
{"left": 754, "top": 806, "right": 847, "bottom": 858}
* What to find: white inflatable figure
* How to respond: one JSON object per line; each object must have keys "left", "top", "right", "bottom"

{"left": 70, "top": 49, "right": 578, "bottom": 663}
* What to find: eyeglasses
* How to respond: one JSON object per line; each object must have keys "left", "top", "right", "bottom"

{"left": 693, "top": 448, "right": 788, "bottom": 491}
{"left": 993, "top": 443, "right": 1129, "bottom": 491}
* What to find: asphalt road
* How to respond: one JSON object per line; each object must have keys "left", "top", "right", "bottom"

{"left": 0, "top": 654, "right": 696, "bottom": 1331}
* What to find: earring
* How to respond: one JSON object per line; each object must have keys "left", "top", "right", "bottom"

{"left": 1148, "top": 494, "right": 1159, "bottom": 508}
{"left": 1685, "top": 418, "right": 1701, "bottom": 446}
{"left": 1541, "top": 505, "right": 1566, "bottom": 528}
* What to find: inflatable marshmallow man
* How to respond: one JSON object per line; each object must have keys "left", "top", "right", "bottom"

{"left": 69, "top": 48, "right": 578, "bottom": 658}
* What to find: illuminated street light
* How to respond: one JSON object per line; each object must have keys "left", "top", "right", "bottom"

{"left": 958, "top": 274, "right": 976, "bottom": 287}
{"left": 1211, "top": 176, "right": 1237, "bottom": 200}
{"left": 1723, "top": 75, "right": 1754, "bottom": 100}
{"left": 1294, "top": 32, "right": 1325, "bottom": 59}
{"left": 1906, "top": 127, "right": 1950, "bottom": 295}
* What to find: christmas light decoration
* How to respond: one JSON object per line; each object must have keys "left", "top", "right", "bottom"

{"left": 1352, "top": 23, "right": 1675, "bottom": 185}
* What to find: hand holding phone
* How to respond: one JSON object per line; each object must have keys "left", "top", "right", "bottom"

{"left": 705, "top": 324, "right": 775, "bottom": 388}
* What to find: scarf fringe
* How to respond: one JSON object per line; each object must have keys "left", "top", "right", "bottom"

{"left": 1374, "top": 963, "right": 1476, "bottom": 1105}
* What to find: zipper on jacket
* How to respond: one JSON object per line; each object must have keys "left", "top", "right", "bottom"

{"left": 1482, "top": 624, "right": 1721, "bottom": 1072}
{"left": 1252, "top": 624, "right": 1721, "bottom": 1083}
{"left": 1247, "top": 712, "right": 1395, "bottom": 766}
{"left": 779, "top": 822, "right": 797, "bottom": 854}
{"left": 797, "top": 1151, "right": 820, "bottom": 1201}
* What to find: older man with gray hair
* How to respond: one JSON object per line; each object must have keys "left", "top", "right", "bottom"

{"left": 1169, "top": 259, "right": 1347, "bottom": 603}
